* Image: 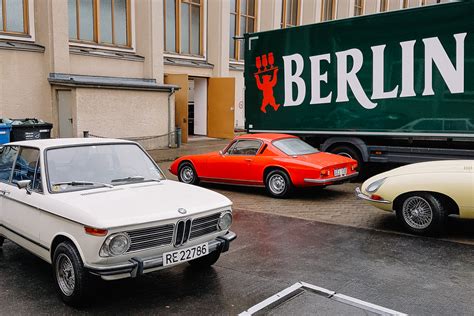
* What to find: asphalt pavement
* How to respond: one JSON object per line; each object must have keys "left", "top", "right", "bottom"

{"left": 1, "top": 210, "right": 473, "bottom": 315}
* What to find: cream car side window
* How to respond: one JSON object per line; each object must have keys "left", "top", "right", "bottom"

{"left": 0, "top": 146, "right": 19, "bottom": 184}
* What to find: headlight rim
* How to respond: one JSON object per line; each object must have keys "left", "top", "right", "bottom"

{"left": 366, "top": 177, "right": 387, "bottom": 193}
{"left": 218, "top": 211, "right": 233, "bottom": 231}
{"left": 100, "top": 232, "right": 131, "bottom": 257}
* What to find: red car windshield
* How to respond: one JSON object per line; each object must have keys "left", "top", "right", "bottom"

{"left": 273, "top": 138, "right": 319, "bottom": 156}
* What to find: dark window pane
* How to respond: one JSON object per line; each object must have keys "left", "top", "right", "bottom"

{"left": 180, "top": 3, "right": 190, "bottom": 53}
{"left": 68, "top": 0, "right": 77, "bottom": 39}
{"left": 5, "top": 0, "right": 24, "bottom": 32}
{"left": 228, "top": 140, "right": 261, "bottom": 156}
{"left": 79, "top": 0, "right": 94, "bottom": 41}
{"left": 248, "top": 0, "right": 255, "bottom": 16}
{"left": 114, "top": 0, "right": 128, "bottom": 45}
{"left": 248, "top": 17, "right": 254, "bottom": 33}
{"left": 240, "top": 16, "right": 246, "bottom": 35}
{"left": 291, "top": 0, "right": 298, "bottom": 25}
{"left": 229, "top": 14, "right": 236, "bottom": 58}
{"left": 12, "top": 148, "right": 39, "bottom": 184}
{"left": 100, "top": 0, "right": 113, "bottom": 43}
{"left": 165, "top": 0, "right": 176, "bottom": 52}
{"left": 191, "top": 5, "right": 200, "bottom": 54}
{"left": 0, "top": 146, "right": 18, "bottom": 182}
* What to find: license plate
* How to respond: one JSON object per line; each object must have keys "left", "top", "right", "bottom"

{"left": 334, "top": 167, "right": 347, "bottom": 177}
{"left": 163, "top": 242, "right": 209, "bottom": 266}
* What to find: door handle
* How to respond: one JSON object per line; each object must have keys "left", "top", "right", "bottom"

{"left": 244, "top": 158, "right": 252, "bottom": 162}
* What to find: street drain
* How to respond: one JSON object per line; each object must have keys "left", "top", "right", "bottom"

{"left": 239, "top": 282, "right": 407, "bottom": 316}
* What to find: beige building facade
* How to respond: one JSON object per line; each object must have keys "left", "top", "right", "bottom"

{"left": 0, "top": 0, "right": 453, "bottom": 148}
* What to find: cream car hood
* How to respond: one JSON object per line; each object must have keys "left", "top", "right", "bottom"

{"left": 47, "top": 180, "right": 232, "bottom": 229}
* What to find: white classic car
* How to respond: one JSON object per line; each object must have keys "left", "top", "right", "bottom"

{"left": 356, "top": 160, "right": 474, "bottom": 235}
{"left": 0, "top": 138, "right": 236, "bottom": 305}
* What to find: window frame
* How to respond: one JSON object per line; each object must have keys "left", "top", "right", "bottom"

{"left": 68, "top": 0, "right": 134, "bottom": 51}
{"left": 0, "top": 145, "right": 19, "bottom": 185}
{"left": 230, "top": 0, "right": 258, "bottom": 61}
{"left": 281, "top": 0, "right": 300, "bottom": 28}
{"left": 353, "top": 0, "right": 365, "bottom": 16}
{"left": 225, "top": 139, "right": 263, "bottom": 156}
{"left": 164, "top": 0, "right": 205, "bottom": 58}
{"left": 0, "top": 0, "right": 35, "bottom": 42}
{"left": 320, "top": 0, "right": 337, "bottom": 22}
{"left": 403, "top": 0, "right": 422, "bottom": 8}
{"left": 379, "top": 0, "right": 389, "bottom": 12}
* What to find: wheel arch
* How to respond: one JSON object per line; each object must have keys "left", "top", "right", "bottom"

{"left": 393, "top": 191, "right": 460, "bottom": 215}
{"left": 263, "top": 165, "right": 292, "bottom": 183}
{"left": 321, "top": 137, "right": 368, "bottom": 162}
{"left": 50, "top": 233, "right": 86, "bottom": 264}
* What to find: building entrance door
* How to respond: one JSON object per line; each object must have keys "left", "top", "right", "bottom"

{"left": 208, "top": 78, "right": 235, "bottom": 139}
{"left": 165, "top": 74, "right": 189, "bottom": 143}
{"left": 57, "top": 90, "right": 74, "bottom": 138}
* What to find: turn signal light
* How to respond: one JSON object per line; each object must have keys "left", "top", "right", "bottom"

{"left": 351, "top": 164, "right": 357, "bottom": 171}
{"left": 370, "top": 194, "right": 384, "bottom": 201}
{"left": 321, "top": 169, "right": 328, "bottom": 176}
{"left": 85, "top": 226, "right": 108, "bottom": 237}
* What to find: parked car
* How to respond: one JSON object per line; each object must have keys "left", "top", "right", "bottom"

{"left": 356, "top": 160, "right": 474, "bottom": 235}
{"left": 169, "top": 134, "right": 358, "bottom": 198}
{"left": 0, "top": 138, "right": 236, "bottom": 306}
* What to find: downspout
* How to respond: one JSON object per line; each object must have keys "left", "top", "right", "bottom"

{"left": 168, "top": 87, "right": 176, "bottom": 147}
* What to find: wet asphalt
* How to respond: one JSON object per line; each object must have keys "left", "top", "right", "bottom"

{"left": 0, "top": 210, "right": 473, "bottom": 315}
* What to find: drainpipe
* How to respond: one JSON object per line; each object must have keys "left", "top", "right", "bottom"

{"left": 168, "top": 87, "right": 176, "bottom": 148}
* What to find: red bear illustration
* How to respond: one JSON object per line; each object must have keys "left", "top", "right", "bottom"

{"left": 254, "top": 53, "right": 280, "bottom": 114}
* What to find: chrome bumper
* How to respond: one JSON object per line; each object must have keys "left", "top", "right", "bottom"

{"left": 86, "top": 231, "right": 237, "bottom": 279}
{"left": 304, "top": 172, "right": 359, "bottom": 184}
{"left": 355, "top": 187, "right": 391, "bottom": 204}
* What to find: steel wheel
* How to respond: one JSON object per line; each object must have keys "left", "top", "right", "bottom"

{"left": 269, "top": 174, "right": 286, "bottom": 195}
{"left": 178, "top": 162, "right": 200, "bottom": 185}
{"left": 55, "top": 253, "right": 76, "bottom": 297}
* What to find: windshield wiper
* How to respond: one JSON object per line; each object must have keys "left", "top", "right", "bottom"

{"left": 111, "top": 176, "right": 145, "bottom": 183}
{"left": 52, "top": 181, "right": 114, "bottom": 188}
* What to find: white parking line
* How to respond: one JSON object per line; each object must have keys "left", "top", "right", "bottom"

{"left": 239, "top": 281, "right": 408, "bottom": 316}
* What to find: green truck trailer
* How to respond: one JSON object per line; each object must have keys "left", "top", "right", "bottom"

{"left": 244, "top": 1, "right": 474, "bottom": 171}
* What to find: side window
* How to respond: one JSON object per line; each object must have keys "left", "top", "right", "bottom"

{"left": 12, "top": 147, "right": 40, "bottom": 185}
{"left": 32, "top": 159, "right": 42, "bottom": 192}
{"left": 0, "top": 146, "right": 19, "bottom": 183}
{"left": 227, "top": 140, "right": 262, "bottom": 156}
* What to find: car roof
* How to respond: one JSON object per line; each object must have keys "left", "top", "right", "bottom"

{"left": 4, "top": 138, "right": 135, "bottom": 150}
{"left": 235, "top": 133, "right": 297, "bottom": 142}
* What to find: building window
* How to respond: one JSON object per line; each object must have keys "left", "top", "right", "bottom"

{"left": 68, "top": 0, "right": 131, "bottom": 48}
{"left": 403, "top": 0, "right": 421, "bottom": 8}
{"left": 281, "top": 0, "right": 300, "bottom": 28}
{"left": 230, "top": 0, "right": 257, "bottom": 61}
{"left": 380, "top": 0, "right": 389, "bottom": 11}
{"left": 164, "top": 0, "right": 203, "bottom": 56}
{"left": 0, "top": 0, "right": 29, "bottom": 36}
{"left": 354, "top": 0, "right": 364, "bottom": 16}
{"left": 321, "top": 0, "right": 336, "bottom": 21}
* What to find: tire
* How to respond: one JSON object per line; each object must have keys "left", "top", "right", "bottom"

{"left": 395, "top": 193, "right": 447, "bottom": 236}
{"left": 188, "top": 249, "right": 221, "bottom": 269}
{"left": 329, "top": 145, "right": 363, "bottom": 178}
{"left": 265, "top": 170, "right": 293, "bottom": 198}
{"left": 178, "top": 162, "right": 200, "bottom": 185}
{"left": 0, "top": 236, "right": 4, "bottom": 248}
{"left": 53, "top": 241, "right": 91, "bottom": 306}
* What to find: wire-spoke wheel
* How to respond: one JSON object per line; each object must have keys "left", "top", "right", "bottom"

{"left": 265, "top": 170, "right": 292, "bottom": 198}
{"left": 178, "top": 162, "right": 200, "bottom": 185}
{"left": 396, "top": 193, "right": 447, "bottom": 236}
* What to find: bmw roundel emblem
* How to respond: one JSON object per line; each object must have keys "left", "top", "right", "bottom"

{"left": 178, "top": 208, "right": 187, "bottom": 215}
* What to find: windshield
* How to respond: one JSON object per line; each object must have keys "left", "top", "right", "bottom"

{"left": 273, "top": 138, "right": 319, "bottom": 156}
{"left": 46, "top": 143, "right": 165, "bottom": 193}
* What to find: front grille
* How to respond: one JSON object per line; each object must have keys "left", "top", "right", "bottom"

{"left": 190, "top": 213, "right": 220, "bottom": 240}
{"left": 126, "top": 224, "right": 174, "bottom": 252}
{"left": 174, "top": 219, "right": 192, "bottom": 247}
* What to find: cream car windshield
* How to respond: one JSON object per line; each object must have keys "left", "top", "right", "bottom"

{"left": 273, "top": 138, "right": 319, "bottom": 156}
{"left": 46, "top": 144, "right": 165, "bottom": 193}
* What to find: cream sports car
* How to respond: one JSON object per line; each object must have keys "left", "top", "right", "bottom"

{"left": 356, "top": 160, "right": 474, "bottom": 235}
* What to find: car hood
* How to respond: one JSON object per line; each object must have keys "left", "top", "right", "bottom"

{"left": 289, "top": 152, "right": 356, "bottom": 168}
{"left": 48, "top": 180, "right": 232, "bottom": 229}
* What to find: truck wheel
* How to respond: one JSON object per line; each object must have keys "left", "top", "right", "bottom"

{"left": 329, "top": 145, "right": 363, "bottom": 176}
{"left": 53, "top": 241, "right": 91, "bottom": 306}
{"left": 188, "top": 250, "right": 221, "bottom": 269}
{"left": 0, "top": 237, "right": 4, "bottom": 248}
{"left": 395, "top": 193, "right": 447, "bottom": 236}
{"left": 265, "top": 170, "right": 292, "bottom": 198}
{"left": 178, "top": 162, "right": 200, "bottom": 185}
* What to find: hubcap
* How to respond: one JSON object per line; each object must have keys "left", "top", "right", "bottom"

{"left": 402, "top": 196, "right": 433, "bottom": 229}
{"left": 269, "top": 174, "right": 286, "bottom": 194}
{"left": 337, "top": 152, "right": 353, "bottom": 159}
{"left": 180, "top": 166, "right": 194, "bottom": 183}
{"left": 56, "top": 254, "right": 76, "bottom": 296}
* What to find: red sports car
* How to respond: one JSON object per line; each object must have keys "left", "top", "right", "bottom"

{"left": 169, "top": 134, "right": 358, "bottom": 198}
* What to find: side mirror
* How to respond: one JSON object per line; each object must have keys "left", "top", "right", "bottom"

{"left": 17, "top": 180, "right": 32, "bottom": 194}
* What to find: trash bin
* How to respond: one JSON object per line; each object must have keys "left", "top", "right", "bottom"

{"left": 0, "top": 118, "right": 12, "bottom": 144}
{"left": 10, "top": 118, "right": 53, "bottom": 142}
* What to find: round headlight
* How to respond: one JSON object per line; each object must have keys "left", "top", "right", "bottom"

{"left": 218, "top": 212, "right": 232, "bottom": 230}
{"left": 101, "top": 233, "right": 130, "bottom": 257}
